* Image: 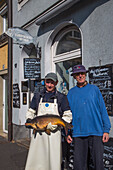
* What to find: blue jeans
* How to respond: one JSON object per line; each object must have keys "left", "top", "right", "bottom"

{"left": 73, "top": 136, "right": 104, "bottom": 170}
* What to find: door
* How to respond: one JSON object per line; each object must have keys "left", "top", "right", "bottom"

{"left": 52, "top": 25, "right": 82, "bottom": 92}
{"left": 3, "top": 79, "right": 8, "bottom": 132}
{"left": 0, "top": 76, "right": 3, "bottom": 133}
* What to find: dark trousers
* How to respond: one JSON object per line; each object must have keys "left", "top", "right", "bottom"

{"left": 73, "top": 136, "right": 104, "bottom": 170}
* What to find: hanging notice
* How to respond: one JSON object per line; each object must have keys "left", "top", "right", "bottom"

{"left": 89, "top": 64, "right": 113, "bottom": 116}
{"left": 13, "top": 83, "right": 20, "bottom": 108}
{"left": 24, "top": 58, "right": 41, "bottom": 79}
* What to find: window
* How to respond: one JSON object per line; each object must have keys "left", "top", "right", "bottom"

{"left": 0, "top": 4, "right": 8, "bottom": 35}
{"left": 18, "top": 0, "right": 29, "bottom": 11}
{"left": 56, "top": 30, "right": 81, "bottom": 55}
{"left": 51, "top": 25, "right": 82, "bottom": 92}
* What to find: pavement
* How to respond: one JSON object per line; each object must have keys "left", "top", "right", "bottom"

{"left": 0, "top": 135, "right": 30, "bottom": 170}
{"left": 0, "top": 135, "right": 68, "bottom": 170}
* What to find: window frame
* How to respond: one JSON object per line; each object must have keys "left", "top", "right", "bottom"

{"left": 52, "top": 25, "right": 82, "bottom": 64}
{"left": 18, "top": 0, "right": 29, "bottom": 11}
{"left": 0, "top": 4, "right": 8, "bottom": 34}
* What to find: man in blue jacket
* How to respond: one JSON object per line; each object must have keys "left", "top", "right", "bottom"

{"left": 67, "top": 65, "right": 111, "bottom": 170}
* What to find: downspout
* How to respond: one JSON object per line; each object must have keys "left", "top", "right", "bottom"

{"left": 8, "top": 0, "right": 13, "bottom": 141}
{"left": 36, "top": 0, "right": 80, "bottom": 25}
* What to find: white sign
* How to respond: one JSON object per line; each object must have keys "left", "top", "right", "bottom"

{"left": 5, "top": 27, "right": 37, "bottom": 46}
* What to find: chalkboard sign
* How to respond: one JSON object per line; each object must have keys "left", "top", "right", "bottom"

{"left": 24, "top": 58, "right": 41, "bottom": 79}
{"left": 64, "top": 138, "right": 113, "bottom": 170}
{"left": 89, "top": 64, "right": 113, "bottom": 116}
{"left": 13, "top": 83, "right": 20, "bottom": 108}
{"left": 103, "top": 138, "right": 113, "bottom": 170}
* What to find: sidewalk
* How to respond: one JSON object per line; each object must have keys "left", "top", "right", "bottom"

{"left": 0, "top": 135, "right": 30, "bottom": 170}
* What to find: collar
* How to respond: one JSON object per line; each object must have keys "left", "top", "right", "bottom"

{"left": 77, "top": 81, "right": 88, "bottom": 88}
{"left": 40, "top": 87, "right": 57, "bottom": 98}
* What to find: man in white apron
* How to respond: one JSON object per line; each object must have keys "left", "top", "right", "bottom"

{"left": 25, "top": 72, "right": 72, "bottom": 170}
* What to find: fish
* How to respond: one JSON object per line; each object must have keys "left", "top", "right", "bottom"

{"left": 25, "top": 114, "right": 73, "bottom": 135}
{"left": 5, "top": 27, "right": 38, "bottom": 46}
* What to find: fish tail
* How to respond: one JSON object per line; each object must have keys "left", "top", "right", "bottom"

{"left": 64, "top": 126, "right": 68, "bottom": 136}
{"left": 66, "top": 122, "right": 73, "bottom": 129}
{"left": 64, "top": 122, "right": 73, "bottom": 135}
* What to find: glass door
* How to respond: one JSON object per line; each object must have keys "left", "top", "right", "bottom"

{"left": 56, "top": 58, "right": 81, "bottom": 94}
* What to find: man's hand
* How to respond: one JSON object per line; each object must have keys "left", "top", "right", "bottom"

{"left": 102, "top": 133, "right": 109, "bottom": 143}
{"left": 47, "top": 122, "right": 58, "bottom": 131}
{"left": 66, "top": 135, "right": 73, "bottom": 144}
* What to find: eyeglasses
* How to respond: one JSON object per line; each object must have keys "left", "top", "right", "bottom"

{"left": 75, "top": 72, "right": 86, "bottom": 76}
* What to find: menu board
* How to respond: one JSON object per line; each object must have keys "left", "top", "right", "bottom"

{"left": 65, "top": 138, "right": 113, "bottom": 170}
{"left": 24, "top": 58, "right": 41, "bottom": 79}
{"left": 13, "top": 83, "right": 20, "bottom": 108}
{"left": 103, "top": 138, "right": 113, "bottom": 170}
{"left": 89, "top": 64, "right": 113, "bottom": 116}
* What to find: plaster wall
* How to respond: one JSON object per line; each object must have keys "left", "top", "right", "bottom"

{"left": 13, "top": 0, "right": 61, "bottom": 27}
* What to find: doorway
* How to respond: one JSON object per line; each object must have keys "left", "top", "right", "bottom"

{"left": 3, "top": 79, "right": 8, "bottom": 133}
{"left": 0, "top": 76, "right": 3, "bottom": 133}
{"left": 52, "top": 25, "right": 82, "bottom": 92}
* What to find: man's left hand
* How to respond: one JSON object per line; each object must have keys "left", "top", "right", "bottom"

{"left": 47, "top": 122, "right": 58, "bottom": 131}
{"left": 102, "top": 133, "right": 109, "bottom": 143}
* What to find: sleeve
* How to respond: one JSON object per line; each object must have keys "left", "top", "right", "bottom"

{"left": 30, "top": 93, "right": 37, "bottom": 110}
{"left": 61, "top": 95, "right": 72, "bottom": 123}
{"left": 98, "top": 88, "right": 111, "bottom": 133}
{"left": 26, "top": 108, "right": 36, "bottom": 120}
{"left": 25, "top": 93, "right": 38, "bottom": 120}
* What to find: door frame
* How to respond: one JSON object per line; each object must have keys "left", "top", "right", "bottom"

{"left": 3, "top": 79, "right": 8, "bottom": 133}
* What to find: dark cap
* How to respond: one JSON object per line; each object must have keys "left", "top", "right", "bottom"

{"left": 71, "top": 65, "right": 88, "bottom": 76}
{"left": 45, "top": 72, "right": 58, "bottom": 82}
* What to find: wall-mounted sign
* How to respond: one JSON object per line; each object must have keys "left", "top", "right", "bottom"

{"left": 13, "top": 83, "right": 20, "bottom": 108}
{"left": 23, "top": 93, "right": 27, "bottom": 105}
{"left": 5, "top": 27, "right": 37, "bottom": 46}
{"left": 24, "top": 58, "right": 41, "bottom": 79}
{"left": 89, "top": 64, "right": 113, "bottom": 116}
{"left": 21, "top": 81, "right": 28, "bottom": 92}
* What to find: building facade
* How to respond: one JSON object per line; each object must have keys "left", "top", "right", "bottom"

{"left": 10, "top": 0, "right": 113, "bottom": 141}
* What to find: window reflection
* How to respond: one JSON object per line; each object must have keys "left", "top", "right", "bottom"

{"left": 56, "top": 30, "right": 81, "bottom": 55}
{"left": 56, "top": 58, "right": 81, "bottom": 94}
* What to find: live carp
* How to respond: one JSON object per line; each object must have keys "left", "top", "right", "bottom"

{"left": 25, "top": 114, "right": 73, "bottom": 135}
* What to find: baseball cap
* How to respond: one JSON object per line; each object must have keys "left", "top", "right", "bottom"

{"left": 45, "top": 72, "right": 58, "bottom": 82}
{"left": 71, "top": 65, "right": 88, "bottom": 76}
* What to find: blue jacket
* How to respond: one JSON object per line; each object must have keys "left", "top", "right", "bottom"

{"left": 67, "top": 84, "right": 111, "bottom": 137}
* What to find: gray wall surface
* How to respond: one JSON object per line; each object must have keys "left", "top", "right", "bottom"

{"left": 13, "top": 0, "right": 61, "bottom": 27}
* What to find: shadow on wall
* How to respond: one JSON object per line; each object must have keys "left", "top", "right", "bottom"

{"left": 37, "top": 0, "right": 110, "bottom": 36}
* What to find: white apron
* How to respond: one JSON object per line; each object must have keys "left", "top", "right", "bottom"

{"left": 25, "top": 98, "right": 61, "bottom": 170}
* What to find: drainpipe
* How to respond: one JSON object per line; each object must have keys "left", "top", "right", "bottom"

{"left": 36, "top": 0, "right": 80, "bottom": 25}
{"left": 8, "top": 0, "right": 13, "bottom": 141}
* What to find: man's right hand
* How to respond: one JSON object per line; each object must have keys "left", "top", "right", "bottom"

{"left": 66, "top": 135, "right": 73, "bottom": 144}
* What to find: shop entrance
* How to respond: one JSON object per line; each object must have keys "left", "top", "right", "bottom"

{"left": 0, "top": 76, "right": 3, "bottom": 134}
{"left": 52, "top": 24, "right": 82, "bottom": 93}
{"left": 0, "top": 76, "right": 8, "bottom": 136}
{"left": 3, "top": 78, "right": 8, "bottom": 133}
